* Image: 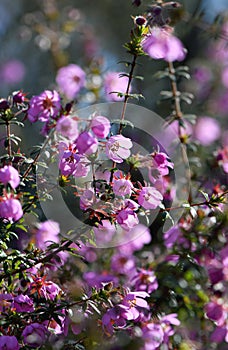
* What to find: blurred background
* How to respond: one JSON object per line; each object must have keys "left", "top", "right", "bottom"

{"left": 0, "top": 0, "right": 228, "bottom": 151}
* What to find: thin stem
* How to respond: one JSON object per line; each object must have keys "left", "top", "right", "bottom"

{"left": 5, "top": 121, "right": 12, "bottom": 162}
{"left": 161, "top": 190, "right": 228, "bottom": 212}
{"left": 22, "top": 136, "right": 50, "bottom": 181}
{"left": 119, "top": 54, "right": 137, "bottom": 133}
{"left": 167, "top": 61, "right": 192, "bottom": 202}
{"left": 109, "top": 54, "right": 138, "bottom": 184}
{"left": 0, "top": 240, "right": 73, "bottom": 281}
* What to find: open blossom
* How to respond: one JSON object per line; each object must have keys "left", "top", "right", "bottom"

{"left": 35, "top": 220, "right": 60, "bottom": 250}
{"left": 152, "top": 152, "right": 174, "bottom": 176}
{"left": 56, "top": 64, "right": 86, "bottom": 100}
{"left": 116, "top": 209, "right": 139, "bottom": 231}
{"left": 113, "top": 177, "right": 133, "bottom": 196}
{"left": 0, "top": 197, "right": 23, "bottom": 222}
{"left": 0, "top": 335, "right": 20, "bottom": 350}
{"left": 106, "top": 135, "right": 132, "bottom": 163}
{"left": 131, "top": 268, "right": 158, "bottom": 293}
{"left": 138, "top": 186, "right": 163, "bottom": 210}
{"left": 104, "top": 71, "right": 131, "bottom": 101}
{"left": 80, "top": 189, "right": 96, "bottom": 210}
{"left": 90, "top": 115, "right": 111, "bottom": 138}
{"left": 0, "top": 59, "right": 25, "bottom": 84}
{"left": 216, "top": 146, "right": 228, "bottom": 173}
{"left": 193, "top": 117, "right": 221, "bottom": 146}
{"left": 141, "top": 323, "right": 164, "bottom": 350}
{"left": 22, "top": 323, "right": 48, "bottom": 348}
{"left": 30, "top": 277, "right": 62, "bottom": 301}
{"left": 12, "top": 294, "right": 34, "bottom": 313}
{"left": 56, "top": 116, "right": 79, "bottom": 140}
{"left": 76, "top": 131, "right": 98, "bottom": 155}
{"left": 58, "top": 142, "right": 90, "bottom": 177}
{"left": 0, "top": 165, "right": 20, "bottom": 189}
{"left": 28, "top": 90, "right": 61, "bottom": 123}
{"left": 142, "top": 27, "right": 186, "bottom": 62}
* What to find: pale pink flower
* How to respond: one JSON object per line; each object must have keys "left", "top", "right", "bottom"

{"left": 138, "top": 186, "right": 163, "bottom": 210}
{"left": 106, "top": 135, "right": 132, "bottom": 163}
{"left": 56, "top": 116, "right": 79, "bottom": 140}
{"left": 90, "top": 115, "right": 111, "bottom": 138}
{"left": 142, "top": 27, "right": 186, "bottom": 62}
{"left": 56, "top": 64, "right": 86, "bottom": 100}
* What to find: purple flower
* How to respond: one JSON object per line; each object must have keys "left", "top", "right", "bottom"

{"left": 205, "top": 302, "right": 225, "bottom": 325}
{"left": 56, "top": 116, "right": 79, "bottom": 140}
{"left": 121, "top": 291, "right": 149, "bottom": 320}
{"left": 0, "top": 165, "right": 20, "bottom": 189}
{"left": 142, "top": 27, "right": 186, "bottom": 62}
{"left": 210, "top": 326, "right": 228, "bottom": 343}
{"left": 80, "top": 189, "right": 96, "bottom": 210}
{"left": 90, "top": 115, "right": 111, "bottom": 138}
{"left": 111, "top": 252, "right": 136, "bottom": 275}
{"left": 12, "top": 90, "right": 27, "bottom": 104}
{"left": 193, "top": 117, "right": 221, "bottom": 146}
{"left": 35, "top": 220, "right": 60, "bottom": 250}
{"left": 0, "top": 293, "right": 13, "bottom": 312}
{"left": 131, "top": 268, "right": 158, "bottom": 293}
{"left": 28, "top": 90, "right": 61, "bottom": 123}
{"left": 0, "top": 197, "right": 23, "bottom": 222}
{"left": 118, "top": 224, "right": 151, "bottom": 254}
{"left": 76, "top": 132, "right": 98, "bottom": 156}
{"left": 93, "top": 220, "right": 116, "bottom": 244}
{"left": 12, "top": 294, "right": 34, "bottom": 313}
{"left": 0, "top": 59, "right": 25, "bottom": 84}
{"left": 56, "top": 64, "right": 86, "bottom": 100}
{"left": 141, "top": 323, "right": 164, "bottom": 350}
{"left": 30, "top": 277, "right": 62, "bottom": 301}
{"left": 113, "top": 177, "right": 133, "bottom": 197}
{"left": 0, "top": 336, "right": 20, "bottom": 350}
{"left": 106, "top": 135, "right": 132, "bottom": 163}
{"left": 83, "top": 271, "right": 118, "bottom": 289}
{"left": 104, "top": 71, "right": 131, "bottom": 102}
{"left": 22, "top": 323, "right": 48, "bottom": 348}
{"left": 138, "top": 186, "right": 163, "bottom": 210}
{"left": 152, "top": 152, "right": 174, "bottom": 177}
{"left": 102, "top": 305, "right": 127, "bottom": 336}
{"left": 58, "top": 142, "right": 90, "bottom": 178}
{"left": 117, "top": 209, "right": 139, "bottom": 231}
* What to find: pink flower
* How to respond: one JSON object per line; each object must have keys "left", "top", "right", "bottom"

{"left": 22, "top": 323, "right": 48, "bottom": 348}
{"left": 113, "top": 178, "right": 133, "bottom": 196}
{"left": 117, "top": 209, "right": 139, "bottom": 231}
{"left": 56, "top": 116, "right": 79, "bottom": 140}
{"left": 58, "top": 142, "right": 90, "bottom": 178}
{"left": 28, "top": 90, "right": 61, "bottom": 123}
{"left": 0, "top": 336, "right": 20, "bottom": 350}
{"left": 131, "top": 268, "right": 158, "bottom": 293}
{"left": 90, "top": 115, "right": 111, "bottom": 138}
{"left": 216, "top": 146, "right": 228, "bottom": 173}
{"left": 0, "top": 59, "right": 25, "bottom": 84}
{"left": 152, "top": 152, "right": 174, "bottom": 176}
{"left": 138, "top": 186, "right": 163, "bottom": 210}
{"left": 142, "top": 27, "right": 186, "bottom": 62}
{"left": 76, "top": 131, "right": 98, "bottom": 155}
{"left": 56, "top": 64, "right": 86, "bottom": 100}
{"left": 106, "top": 135, "right": 132, "bottom": 163}
{"left": 0, "top": 197, "right": 23, "bottom": 222}
{"left": 104, "top": 71, "right": 130, "bottom": 101}
{"left": 0, "top": 165, "right": 20, "bottom": 189}
{"left": 35, "top": 220, "right": 60, "bottom": 250}
{"left": 193, "top": 117, "right": 221, "bottom": 146}
{"left": 80, "top": 189, "right": 96, "bottom": 210}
